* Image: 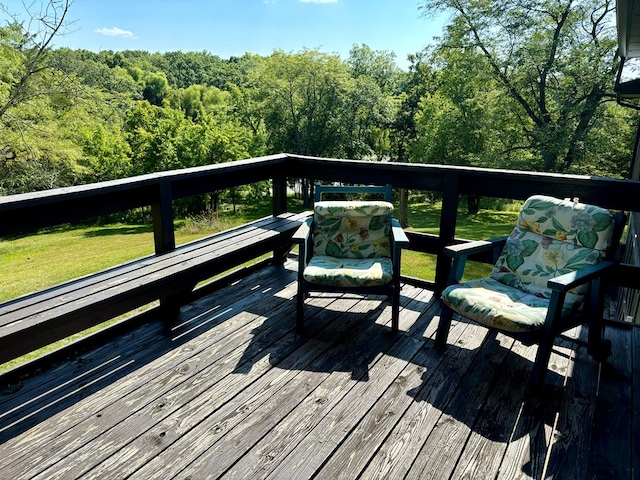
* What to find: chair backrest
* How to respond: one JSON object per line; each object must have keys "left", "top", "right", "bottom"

{"left": 491, "top": 195, "right": 616, "bottom": 299}
{"left": 311, "top": 185, "right": 394, "bottom": 259}
{"left": 314, "top": 184, "right": 392, "bottom": 202}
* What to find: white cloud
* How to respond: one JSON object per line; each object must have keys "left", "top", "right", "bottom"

{"left": 94, "top": 27, "right": 137, "bottom": 39}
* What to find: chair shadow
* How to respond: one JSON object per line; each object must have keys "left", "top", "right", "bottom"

{"left": 233, "top": 288, "right": 588, "bottom": 474}
{"left": 231, "top": 292, "right": 409, "bottom": 382}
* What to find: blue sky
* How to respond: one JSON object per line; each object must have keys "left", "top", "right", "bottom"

{"left": 1, "top": 0, "right": 447, "bottom": 69}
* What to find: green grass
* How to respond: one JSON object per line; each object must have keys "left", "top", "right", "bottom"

{"left": 0, "top": 197, "right": 517, "bottom": 372}
{"left": 401, "top": 201, "right": 520, "bottom": 281}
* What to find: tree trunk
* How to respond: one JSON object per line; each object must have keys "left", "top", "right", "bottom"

{"left": 210, "top": 191, "right": 219, "bottom": 213}
{"left": 467, "top": 195, "right": 480, "bottom": 214}
{"left": 399, "top": 188, "right": 409, "bottom": 227}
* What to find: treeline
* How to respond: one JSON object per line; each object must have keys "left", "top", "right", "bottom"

{"left": 0, "top": 0, "right": 638, "bottom": 201}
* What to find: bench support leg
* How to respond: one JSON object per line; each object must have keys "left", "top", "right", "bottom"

{"left": 160, "top": 284, "right": 195, "bottom": 328}
{"left": 273, "top": 243, "right": 294, "bottom": 266}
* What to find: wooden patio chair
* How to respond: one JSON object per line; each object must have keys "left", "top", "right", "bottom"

{"left": 292, "top": 184, "right": 409, "bottom": 333}
{"left": 435, "top": 194, "right": 626, "bottom": 388}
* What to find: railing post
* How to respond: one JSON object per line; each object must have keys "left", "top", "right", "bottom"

{"left": 435, "top": 173, "right": 459, "bottom": 295}
{"left": 151, "top": 181, "right": 175, "bottom": 255}
{"left": 272, "top": 163, "right": 290, "bottom": 265}
{"left": 272, "top": 164, "right": 288, "bottom": 216}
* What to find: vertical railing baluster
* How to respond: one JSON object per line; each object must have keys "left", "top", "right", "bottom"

{"left": 151, "top": 180, "right": 175, "bottom": 255}
{"left": 435, "top": 173, "right": 459, "bottom": 295}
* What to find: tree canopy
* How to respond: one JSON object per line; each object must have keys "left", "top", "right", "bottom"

{"left": 0, "top": 0, "right": 636, "bottom": 202}
{"left": 419, "top": 0, "right": 628, "bottom": 174}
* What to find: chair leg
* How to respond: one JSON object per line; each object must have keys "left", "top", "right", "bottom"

{"left": 391, "top": 288, "right": 400, "bottom": 334}
{"left": 587, "top": 327, "right": 612, "bottom": 363}
{"left": 296, "top": 289, "right": 305, "bottom": 333}
{"left": 435, "top": 300, "right": 454, "bottom": 349}
{"left": 528, "top": 339, "right": 554, "bottom": 390}
{"left": 586, "top": 299, "right": 612, "bottom": 362}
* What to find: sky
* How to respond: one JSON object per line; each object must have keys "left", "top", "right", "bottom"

{"left": 1, "top": 0, "right": 448, "bottom": 69}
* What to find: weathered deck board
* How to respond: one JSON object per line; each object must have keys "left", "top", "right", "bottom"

{"left": 0, "top": 260, "right": 637, "bottom": 479}
{"left": 588, "top": 324, "right": 634, "bottom": 479}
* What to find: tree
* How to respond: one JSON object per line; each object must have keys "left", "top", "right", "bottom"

{"left": 245, "top": 49, "right": 351, "bottom": 157}
{"left": 420, "top": 0, "right": 621, "bottom": 174}
{"left": 0, "top": 0, "right": 74, "bottom": 124}
{"left": 345, "top": 45, "right": 400, "bottom": 160}
{"left": 348, "top": 43, "right": 401, "bottom": 94}
{"left": 142, "top": 71, "right": 169, "bottom": 106}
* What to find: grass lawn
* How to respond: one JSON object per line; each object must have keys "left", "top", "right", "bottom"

{"left": 0, "top": 197, "right": 519, "bottom": 372}
{"left": 402, "top": 201, "right": 519, "bottom": 281}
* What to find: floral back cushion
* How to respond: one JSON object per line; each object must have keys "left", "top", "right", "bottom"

{"left": 491, "top": 195, "right": 615, "bottom": 299}
{"left": 312, "top": 201, "right": 393, "bottom": 259}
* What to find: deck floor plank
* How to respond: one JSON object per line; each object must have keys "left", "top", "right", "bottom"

{"left": 221, "top": 286, "right": 436, "bottom": 480}
{"left": 588, "top": 324, "right": 634, "bottom": 479}
{"left": 543, "top": 327, "right": 600, "bottom": 479}
{"left": 127, "top": 296, "right": 399, "bottom": 480}
{"left": 633, "top": 327, "right": 640, "bottom": 479}
{"left": 411, "top": 332, "right": 515, "bottom": 480}
{"left": 496, "top": 342, "right": 570, "bottom": 480}
{"left": 2, "top": 267, "right": 299, "bottom": 476}
{"left": 176, "top": 298, "right": 422, "bottom": 480}
{"left": 29, "top": 282, "right": 342, "bottom": 479}
{"left": 0, "top": 260, "right": 636, "bottom": 480}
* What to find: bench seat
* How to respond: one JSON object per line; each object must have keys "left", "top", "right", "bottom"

{"left": 0, "top": 211, "right": 311, "bottom": 365}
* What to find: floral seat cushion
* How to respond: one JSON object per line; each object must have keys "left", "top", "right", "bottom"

{"left": 442, "top": 195, "right": 615, "bottom": 332}
{"left": 303, "top": 255, "right": 394, "bottom": 287}
{"left": 441, "top": 278, "right": 582, "bottom": 333}
{"left": 312, "top": 201, "right": 393, "bottom": 259}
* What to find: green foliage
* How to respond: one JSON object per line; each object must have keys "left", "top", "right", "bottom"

{"left": 418, "top": 0, "right": 636, "bottom": 175}
{"left": 0, "top": 0, "right": 636, "bottom": 199}
{"left": 142, "top": 71, "right": 169, "bottom": 106}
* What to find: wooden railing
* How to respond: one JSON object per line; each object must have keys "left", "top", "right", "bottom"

{"left": 284, "top": 154, "right": 640, "bottom": 293}
{"left": 618, "top": 212, "right": 640, "bottom": 322}
{"left": 1, "top": 153, "right": 639, "bottom": 362}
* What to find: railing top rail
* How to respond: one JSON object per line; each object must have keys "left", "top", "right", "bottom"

{"left": 1, "top": 153, "right": 639, "bottom": 237}
{"left": 0, "top": 154, "right": 288, "bottom": 209}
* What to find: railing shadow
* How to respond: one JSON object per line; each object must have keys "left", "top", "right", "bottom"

{"left": 0, "top": 265, "right": 297, "bottom": 443}
{"left": 0, "top": 261, "right": 603, "bottom": 480}
{"left": 232, "top": 282, "right": 593, "bottom": 478}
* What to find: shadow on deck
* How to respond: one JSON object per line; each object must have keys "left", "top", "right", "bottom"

{"left": 0, "top": 259, "right": 636, "bottom": 479}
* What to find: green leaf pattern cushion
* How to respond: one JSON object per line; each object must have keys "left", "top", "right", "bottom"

{"left": 303, "top": 255, "right": 393, "bottom": 287}
{"left": 312, "top": 201, "right": 393, "bottom": 259}
{"left": 442, "top": 277, "right": 583, "bottom": 333}
{"left": 442, "top": 195, "right": 615, "bottom": 333}
{"left": 490, "top": 195, "right": 615, "bottom": 299}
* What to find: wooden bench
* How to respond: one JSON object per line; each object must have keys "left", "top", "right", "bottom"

{"left": 0, "top": 211, "right": 311, "bottom": 365}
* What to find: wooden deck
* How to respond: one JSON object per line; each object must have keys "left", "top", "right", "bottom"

{"left": 0, "top": 259, "right": 637, "bottom": 479}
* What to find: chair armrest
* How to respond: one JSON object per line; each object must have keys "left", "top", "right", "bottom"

{"left": 444, "top": 236, "right": 508, "bottom": 258}
{"left": 391, "top": 219, "right": 410, "bottom": 248}
{"left": 292, "top": 217, "right": 313, "bottom": 244}
{"left": 547, "top": 260, "right": 617, "bottom": 292}
{"left": 443, "top": 236, "right": 507, "bottom": 286}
